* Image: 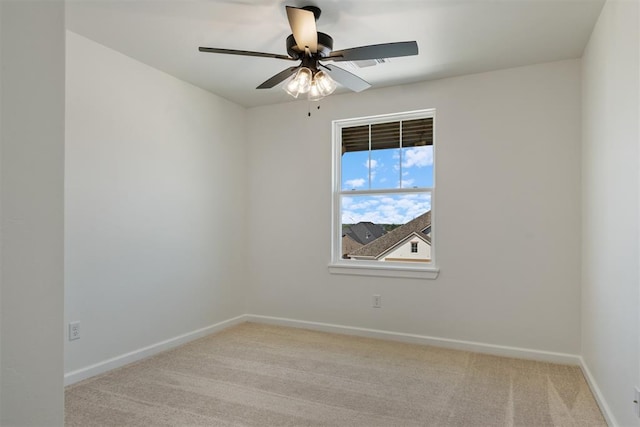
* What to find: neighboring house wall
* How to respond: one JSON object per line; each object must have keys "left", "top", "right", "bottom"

{"left": 65, "top": 32, "right": 248, "bottom": 377}
{"left": 382, "top": 235, "right": 431, "bottom": 262}
{"left": 581, "top": 0, "right": 640, "bottom": 425}
{"left": 247, "top": 59, "right": 582, "bottom": 355}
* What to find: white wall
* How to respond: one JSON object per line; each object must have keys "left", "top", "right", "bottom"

{"left": 0, "top": 1, "right": 65, "bottom": 425}
{"left": 65, "top": 32, "right": 247, "bottom": 374}
{"left": 0, "top": 3, "right": 3, "bottom": 418}
{"left": 581, "top": 0, "right": 640, "bottom": 425}
{"left": 246, "top": 59, "right": 582, "bottom": 355}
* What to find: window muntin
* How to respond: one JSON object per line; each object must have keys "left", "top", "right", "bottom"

{"left": 332, "top": 109, "right": 436, "bottom": 274}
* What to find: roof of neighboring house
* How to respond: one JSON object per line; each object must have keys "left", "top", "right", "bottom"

{"left": 343, "top": 222, "right": 386, "bottom": 245}
{"left": 348, "top": 211, "right": 431, "bottom": 259}
{"left": 341, "top": 233, "right": 364, "bottom": 258}
{"left": 376, "top": 231, "right": 431, "bottom": 260}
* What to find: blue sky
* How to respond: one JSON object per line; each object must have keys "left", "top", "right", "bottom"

{"left": 341, "top": 146, "right": 433, "bottom": 224}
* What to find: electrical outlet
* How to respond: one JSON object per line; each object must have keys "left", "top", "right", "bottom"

{"left": 372, "top": 294, "right": 382, "bottom": 308}
{"left": 634, "top": 386, "right": 640, "bottom": 418}
{"left": 69, "top": 321, "right": 80, "bottom": 341}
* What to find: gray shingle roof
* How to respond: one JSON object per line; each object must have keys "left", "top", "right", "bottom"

{"left": 348, "top": 211, "right": 431, "bottom": 259}
{"left": 343, "top": 222, "right": 386, "bottom": 245}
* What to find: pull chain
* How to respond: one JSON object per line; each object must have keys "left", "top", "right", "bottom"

{"left": 307, "top": 101, "right": 321, "bottom": 117}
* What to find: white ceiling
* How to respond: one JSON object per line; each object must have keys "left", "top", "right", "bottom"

{"left": 66, "top": 0, "right": 605, "bottom": 108}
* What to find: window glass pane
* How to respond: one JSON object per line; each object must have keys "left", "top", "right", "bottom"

{"left": 341, "top": 193, "right": 432, "bottom": 262}
{"left": 371, "top": 122, "right": 400, "bottom": 149}
{"left": 342, "top": 124, "right": 369, "bottom": 155}
{"left": 366, "top": 147, "right": 400, "bottom": 190}
{"left": 341, "top": 149, "right": 370, "bottom": 191}
{"left": 401, "top": 118, "right": 433, "bottom": 147}
{"left": 400, "top": 145, "right": 434, "bottom": 188}
{"left": 401, "top": 118, "right": 434, "bottom": 189}
{"left": 371, "top": 122, "right": 400, "bottom": 189}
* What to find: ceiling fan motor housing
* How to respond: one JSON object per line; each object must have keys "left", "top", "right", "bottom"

{"left": 286, "top": 32, "right": 334, "bottom": 59}
{"left": 198, "top": 4, "right": 418, "bottom": 93}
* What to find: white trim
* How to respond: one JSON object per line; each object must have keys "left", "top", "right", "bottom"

{"left": 64, "top": 315, "right": 247, "bottom": 386}
{"left": 246, "top": 314, "right": 581, "bottom": 366}
{"left": 333, "top": 109, "right": 437, "bottom": 127}
{"left": 64, "top": 313, "right": 592, "bottom": 401}
{"left": 340, "top": 187, "right": 431, "bottom": 196}
{"left": 579, "top": 357, "right": 618, "bottom": 427}
{"left": 328, "top": 262, "right": 439, "bottom": 279}
{"left": 331, "top": 109, "right": 437, "bottom": 273}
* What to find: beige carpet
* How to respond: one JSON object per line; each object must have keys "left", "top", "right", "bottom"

{"left": 65, "top": 322, "right": 606, "bottom": 426}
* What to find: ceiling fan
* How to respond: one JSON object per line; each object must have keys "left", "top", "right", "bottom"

{"left": 199, "top": 5, "right": 418, "bottom": 101}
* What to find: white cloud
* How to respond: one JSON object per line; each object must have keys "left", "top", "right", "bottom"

{"left": 365, "top": 159, "right": 382, "bottom": 182}
{"left": 342, "top": 196, "right": 380, "bottom": 211}
{"left": 341, "top": 193, "right": 431, "bottom": 224}
{"left": 402, "top": 147, "right": 433, "bottom": 168}
{"left": 344, "top": 178, "right": 366, "bottom": 189}
{"left": 365, "top": 159, "right": 379, "bottom": 169}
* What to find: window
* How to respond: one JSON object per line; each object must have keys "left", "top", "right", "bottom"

{"left": 330, "top": 109, "right": 438, "bottom": 279}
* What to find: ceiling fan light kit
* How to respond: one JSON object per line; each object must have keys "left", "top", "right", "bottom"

{"left": 285, "top": 68, "right": 336, "bottom": 100}
{"left": 311, "top": 70, "right": 337, "bottom": 98}
{"left": 284, "top": 67, "right": 312, "bottom": 98}
{"left": 199, "top": 5, "right": 418, "bottom": 101}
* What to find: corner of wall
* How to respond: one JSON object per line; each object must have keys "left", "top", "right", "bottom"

{"left": 580, "top": 0, "right": 640, "bottom": 426}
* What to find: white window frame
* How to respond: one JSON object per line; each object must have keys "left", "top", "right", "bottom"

{"left": 329, "top": 109, "right": 439, "bottom": 280}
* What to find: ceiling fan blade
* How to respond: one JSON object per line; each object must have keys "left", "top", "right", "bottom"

{"left": 320, "top": 64, "right": 371, "bottom": 93}
{"left": 199, "top": 47, "right": 295, "bottom": 61}
{"left": 285, "top": 6, "right": 317, "bottom": 53}
{"left": 257, "top": 66, "right": 300, "bottom": 89}
{"left": 328, "top": 41, "right": 418, "bottom": 62}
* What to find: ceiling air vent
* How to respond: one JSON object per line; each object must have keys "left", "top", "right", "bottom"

{"left": 342, "top": 58, "right": 390, "bottom": 70}
{"left": 354, "top": 58, "right": 390, "bottom": 68}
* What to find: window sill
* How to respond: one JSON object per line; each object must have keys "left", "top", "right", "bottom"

{"left": 328, "top": 262, "right": 439, "bottom": 280}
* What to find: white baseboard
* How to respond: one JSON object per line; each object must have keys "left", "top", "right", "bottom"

{"left": 246, "top": 314, "right": 582, "bottom": 366}
{"left": 64, "top": 315, "right": 247, "bottom": 386}
{"left": 579, "top": 357, "right": 617, "bottom": 427}
{"left": 65, "top": 313, "right": 583, "bottom": 388}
